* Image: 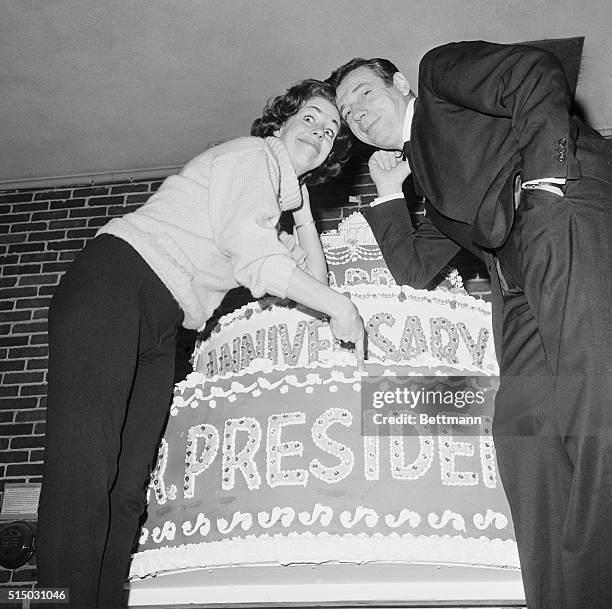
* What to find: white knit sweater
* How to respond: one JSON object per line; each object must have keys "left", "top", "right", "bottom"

{"left": 98, "top": 137, "right": 303, "bottom": 329}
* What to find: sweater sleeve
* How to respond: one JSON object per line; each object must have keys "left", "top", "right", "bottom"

{"left": 278, "top": 231, "right": 310, "bottom": 273}
{"left": 208, "top": 147, "right": 297, "bottom": 298}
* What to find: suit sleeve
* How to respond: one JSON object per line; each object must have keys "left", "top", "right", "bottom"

{"left": 362, "top": 198, "right": 460, "bottom": 289}
{"left": 419, "top": 41, "right": 577, "bottom": 182}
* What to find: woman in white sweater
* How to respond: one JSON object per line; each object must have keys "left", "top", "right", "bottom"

{"left": 37, "top": 79, "right": 363, "bottom": 609}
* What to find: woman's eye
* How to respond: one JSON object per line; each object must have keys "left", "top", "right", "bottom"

{"left": 325, "top": 129, "right": 335, "bottom": 138}
{"left": 344, "top": 111, "right": 352, "bottom": 121}
{"left": 362, "top": 90, "right": 370, "bottom": 99}
{"left": 303, "top": 115, "right": 314, "bottom": 123}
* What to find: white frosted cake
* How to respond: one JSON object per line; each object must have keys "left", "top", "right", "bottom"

{"left": 129, "top": 212, "right": 518, "bottom": 580}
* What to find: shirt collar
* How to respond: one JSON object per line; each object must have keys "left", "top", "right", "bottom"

{"left": 264, "top": 136, "right": 303, "bottom": 212}
{"left": 403, "top": 97, "right": 416, "bottom": 143}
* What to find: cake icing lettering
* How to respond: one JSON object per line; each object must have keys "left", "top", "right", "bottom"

{"left": 479, "top": 415, "right": 498, "bottom": 489}
{"left": 389, "top": 428, "right": 434, "bottom": 480}
{"left": 200, "top": 308, "right": 493, "bottom": 377}
{"left": 309, "top": 408, "right": 355, "bottom": 483}
{"left": 148, "top": 439, "right": 176, "bottom": 505}
{"left": 184, "top": 424, "right": 220, "bottom": 499}
{"left": 438, "top": 423, "right": 478, "bottom": 486}
{"left": 430, "top": 318, "right": 460, "bottom": 364}
{"left": 221, "top": 417, "right": 262, "bottom": 491}
{"left": 266, "top": 412, "right": 308, "bottom": 488}
{"left": 363, "top": 436, "right": 380, "bottom": 481}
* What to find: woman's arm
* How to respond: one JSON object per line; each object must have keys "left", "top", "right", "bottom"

{"left": 292, "top": 185, "right": 328, "bottom": 284}
{"left": 285, "top": 265, "right": 365, "bottom": 369}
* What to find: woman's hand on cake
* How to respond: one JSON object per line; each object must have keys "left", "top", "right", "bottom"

{"left": 284, "top": 267, "right": 365, "bottom": 370}
{"left": 329, "top": 299, "right": 365, "bottom": 371}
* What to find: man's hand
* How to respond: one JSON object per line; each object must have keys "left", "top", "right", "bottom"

{"left": 368, "top": 150, "right": 412, "bottom": 197}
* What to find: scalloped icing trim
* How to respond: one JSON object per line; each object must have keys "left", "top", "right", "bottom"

{"left": 129, "top": 531, "right": 520, "bottom": 579}
{"left": 171, "top": 363, "right": 489, "bottom": 415}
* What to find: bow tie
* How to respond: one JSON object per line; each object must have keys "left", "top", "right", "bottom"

{"left": 402, "top": 141, "right": 412, "bottom": 163}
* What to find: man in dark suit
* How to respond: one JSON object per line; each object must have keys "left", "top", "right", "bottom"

{"left": 330, "top": 41, "right": 612, "bottom": 609}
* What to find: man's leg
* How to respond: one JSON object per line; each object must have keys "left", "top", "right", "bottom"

{"left": 496, "top": 178, "right": 612, "bottom": 609}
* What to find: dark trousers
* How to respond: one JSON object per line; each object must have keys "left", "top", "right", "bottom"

{"left": 493, "top": 175, "right": 612, "bottom": 609}
{"left": 36, "top": 234, "right": 183, "bottom": 609}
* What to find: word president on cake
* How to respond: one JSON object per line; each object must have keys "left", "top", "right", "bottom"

{"left": 37, "top": 79, "right": 365, "bottom": 609}
{"left": 330, "top": 41, "right": 612, "bottom": 609}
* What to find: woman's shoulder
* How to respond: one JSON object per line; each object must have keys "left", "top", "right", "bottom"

{"left": 181, "top": 137, "right": 272, "bottom": 175}
{"left": 210, "top": 136, "right": 269, "bottom": 159}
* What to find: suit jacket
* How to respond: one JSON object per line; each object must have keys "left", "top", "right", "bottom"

{"left": 363, "top": 40, "right": 608, "bottom": 355}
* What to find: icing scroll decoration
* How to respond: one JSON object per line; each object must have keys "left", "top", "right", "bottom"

{"left": 474, "top": 509, "right": 509, "bottom": 530}
{"left": 385, "top": 508, "right": 421, "bottom": 528}
{"left": 428, "top": 510, "right": 466, "bottom": 532}
{"left": 217, "top": 511, "right": 253, "bottom": 534}
{"left": 340, "top": 506, "right": 379, "bottom": 528}
{"left": 298, "top": 503, "right": 333, "bottom": 527}
{"left": 182, "top": 513, "right": 211, "bottom": 537}
{"left": 258, "top": 506, "right": 296, "bottom": 529}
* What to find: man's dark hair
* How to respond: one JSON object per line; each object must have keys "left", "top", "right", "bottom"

{"left": 251, "top": 79, "right": 351, "bottom": 185}
{"left": 327, "top": 57, "right": 400, "bottom": 89}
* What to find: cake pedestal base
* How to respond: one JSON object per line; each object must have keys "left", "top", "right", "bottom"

{"left": 127, "top": 562, "right": 524, "bottom": 608}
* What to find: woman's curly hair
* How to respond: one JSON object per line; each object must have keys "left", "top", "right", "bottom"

{"left": 251, "top": 79, "right": 351, "bottom": 185}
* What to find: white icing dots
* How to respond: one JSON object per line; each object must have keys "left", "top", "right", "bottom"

{"left": 184, "top": 424, "right": 220, "bottom": 499}
{"left": 221, "top": 418, "right": 262, "bottom": 491}
{"left": 430, "top": 317, "right": 459, "bottom": 364}
{"left": 363, "top": 436, "right": 380, "bottom": 481}
{"left": 266, "top": 412, "right": 308, "bottom": 488}
{"left": 148, "top": 438, "right": 173, "bottom": 505}
{"left": 389, "top": 429, "right": 434, "bottom": 480}
{"left": 310, "top": 408, "right": 354, "bottom": 483}
{"left": 438, "top": 424, "right": 478, "bottom": 486}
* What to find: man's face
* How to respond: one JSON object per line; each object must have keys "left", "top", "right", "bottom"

{"left": 336, "top": 66, "right": 409, "bottom": 150}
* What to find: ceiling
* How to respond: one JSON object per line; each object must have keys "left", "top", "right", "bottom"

{"left": 2, "top": 0, "right": 611, "bottom": 189}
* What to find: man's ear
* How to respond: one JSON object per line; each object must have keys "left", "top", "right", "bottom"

{"left": 392, "top": 72, "right": 411, "bottom": 95}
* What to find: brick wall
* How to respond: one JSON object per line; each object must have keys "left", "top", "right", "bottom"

{"left": 0, "top": 145, "right": 485, "bottom": 586}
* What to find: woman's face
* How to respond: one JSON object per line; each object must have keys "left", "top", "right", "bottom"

{"left": 275, "top": 96, "right": 341, "bottom": 176}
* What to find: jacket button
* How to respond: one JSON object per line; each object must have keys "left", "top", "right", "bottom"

{"left": 558, "top": 138, "right": 567, "bottom": 145}
{"left": 559, "top": 154, "right": 566, "bottom": 162}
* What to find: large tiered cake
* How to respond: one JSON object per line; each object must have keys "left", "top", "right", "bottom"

{"left": 129, "top": 213, "right": 519, "bottom": 580}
